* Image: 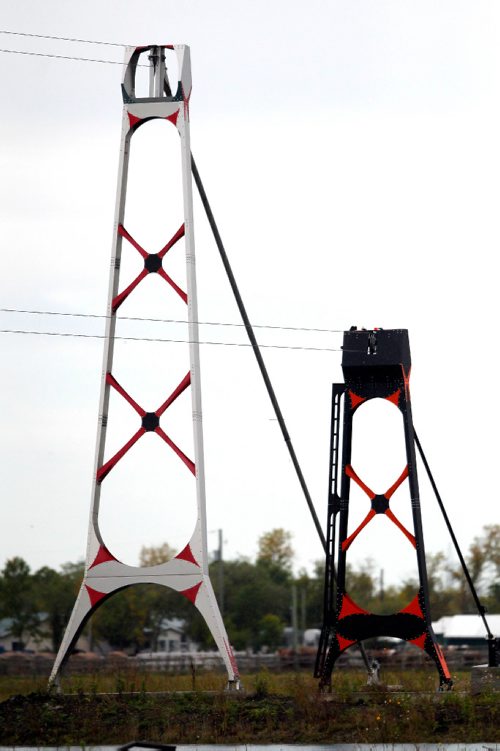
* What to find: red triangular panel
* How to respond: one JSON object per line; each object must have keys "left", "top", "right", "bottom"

{"left": 89, "top": 545, "right": 117, "bottom": 570}
{"left": 348, "top": 390, "right": 366, "bottom": 410}
{"left": 85, "top": 584, "right": 107, "bottom": 608}
{"left": 337, "top": 634, "right": 356, "bottom": 652}
{"left": 409, "top": 633, "right": 427, "bottom": 650}
{"left": 128, "top": 113, "right": 142, "bottom": 129}
{"left": 386, "top": 389, "right": 401, "bottom": 406}
{"left": 175, "top": 543, "right": 200, "bottom": 567}
{"left": 339, "top": 593, "right": 369, "bottom": 619}
{"left": 400, "top": 594, "right": 424, "bottom": 619}
{"left": 180, "top": 580, "right": 202, "bottom": 604}
{"left": 166, "top": 109, "right": 180, "bottom": 126}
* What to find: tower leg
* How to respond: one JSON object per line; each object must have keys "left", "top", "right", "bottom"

{"left": 48, "top": 582, "right": 98, "bottom": 686}
{"left": 192, "top": 578, "right": 240, "bottom": 687}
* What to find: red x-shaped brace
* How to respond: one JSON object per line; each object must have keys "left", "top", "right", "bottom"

{"left": 112, "top": 223, "right": 186, "bottom": 312}
{"left": 96, "top": 371, "right": 194, "bottom": 483}
{"left": 341, "top": 464, "right": 416, "bottom": 552}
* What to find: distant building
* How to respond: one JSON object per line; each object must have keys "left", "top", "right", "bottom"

{"left": 0, "top": 616, "right": 90, "bottom": 654}
{"left": 432, "top": 614, "right": 500, "bottom": 647}
{"left": 0, "top": 618, "right": 24, "bottom": 652}
{"left": 142, "top": 618, "right": 195, "bottom": 654}
{"left": 0, "top": 613, "right": 194, "bottom": 656}
{"left": 303, "top": 628, "right": 321, "bottom": 647}
{"left": 155, "top": 618, "right": 193, "bottom": 652}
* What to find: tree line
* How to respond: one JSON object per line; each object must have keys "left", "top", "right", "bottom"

{"left": 0, "top": 525, "right": 498, "bottom": 654}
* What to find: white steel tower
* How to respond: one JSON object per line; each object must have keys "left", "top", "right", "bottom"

{"left": 49, "top": 44, "right": 239, "bottom": 688}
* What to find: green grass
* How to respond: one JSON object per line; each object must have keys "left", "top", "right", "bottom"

{"left": 0, "top": 669, "right": 498, "bottom": 745}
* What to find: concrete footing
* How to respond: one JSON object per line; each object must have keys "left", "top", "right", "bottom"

{"left": 471, "top": 664, "right": 500, "bottom": 694}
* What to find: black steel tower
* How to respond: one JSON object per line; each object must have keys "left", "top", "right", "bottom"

{"left": 315, "top": 328, "right": 452, "bottom": 689}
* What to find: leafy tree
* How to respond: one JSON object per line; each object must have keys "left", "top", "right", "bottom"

{"left": 482, "top": 524, "right": 500, "bottom": 572}
{"left": 139, "top": 542, "right": 176, "bottom": 567}
{"left": 295, "top": 564, "right": 325, "bottom": 630}
{"left": 345, "top": 559, "right": 376, "bottom": 609}
{"left": 0, "top": 557, "right": 38, "bottom": 647}
{"left": 60, "top": 559, "right": 85, "bottom": 588}
{"left": 471, "top": 524, "right": 500, "bottom": 601}
{"left": 92, "top": 587, "right": 145, "bottom": 651}
{"left": 257, "top": 613, "right": 285, "bottom": 650}
{"left": 33, "top": 566, "right": 77, "bottom": 652}
{"left": 442, "top": 524, "right": 500, "bottom": 614}
{"left": 257, "top": 528, "right": 294, "bottom": 583}
{"left": 188, "top": 557, "right": 292, "bottom": 650}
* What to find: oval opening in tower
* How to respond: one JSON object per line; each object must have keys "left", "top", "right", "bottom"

{"left": 345, "top": 396, "right": 418, "bottom": 613}
{"left": 118, "top": 118, "right": 186, "bottom": 324}
{"left": 97, "top": 388, "right": 197, "bottom": 567}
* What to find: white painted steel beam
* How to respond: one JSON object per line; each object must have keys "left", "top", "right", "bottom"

{"left": 49, "top": 44, "right": 239, "bottom": 689}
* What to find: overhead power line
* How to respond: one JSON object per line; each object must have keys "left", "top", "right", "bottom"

{"left": 0, "top": 31, "right": 162, "bottom": 66}
{"left": 0, "top": 307, "right": 344, "bottom": 335}
{"left": 0, "top": 29, "right": 125, "bottom": 46}
{"left": 0, "top": 47, "right": 128, "bottom": 66}
{"left": 0, "top": 328, "right": 343, "bottom": 352}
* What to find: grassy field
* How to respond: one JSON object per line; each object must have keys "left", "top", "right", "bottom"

{"left": 0, "top": 669, "right": 498, "bottom": 745}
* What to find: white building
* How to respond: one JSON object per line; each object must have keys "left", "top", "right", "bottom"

{"left": 432, "top": 614, "right": 500, "bottom": 646}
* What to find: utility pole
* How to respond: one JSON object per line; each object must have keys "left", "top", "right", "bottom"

{"left": 217, "top": 529, "right": 224, "bottom": 616}
{"left": 291, "top": 583, "right": 299, "bottom": 669}
{"left": 301, "top": 586, "right": 307, "bottom": 635}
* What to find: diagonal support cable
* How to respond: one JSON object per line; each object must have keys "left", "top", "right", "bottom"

{"left": 191, "top": 153, "right": 377, "bottom": 676}
{"left": 191, "top": 154, "right": 326, "bottom": 551}
{"left": 414, "top": 429, "right": 494, "bottom": 640}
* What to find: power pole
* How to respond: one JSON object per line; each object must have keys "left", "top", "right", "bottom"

{"left": 217, "top": 529, "right": 224, "bottom": 616}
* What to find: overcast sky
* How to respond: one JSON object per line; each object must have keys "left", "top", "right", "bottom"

{"left": 1, "top": 1, "right": 499, "bottom": 592}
